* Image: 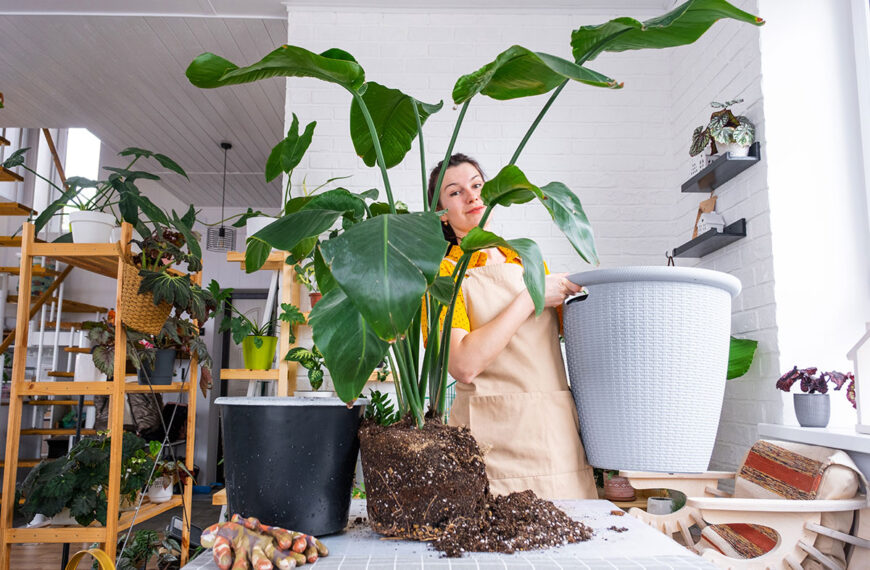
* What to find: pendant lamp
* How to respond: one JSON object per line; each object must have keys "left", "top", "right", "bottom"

{"left": 206, "top": 141, "right": 236, "bottom": 252}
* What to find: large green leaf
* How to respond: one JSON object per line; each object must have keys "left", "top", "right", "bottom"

{"left": 350, "top": 82, "right": 443, "bottom": 168}
{"left": 460, "top": 229, "right": 546, "bottom": 315}
{"left": 265, "top": 113, "right": 317, "bottom": 182}
{"left": 303, "top": 188, "right": 367, "bottom": 221}
{"left": 319, "top": 213, "right": 446, "bottom": 341}
{"left": 308, "top": 287, "right": 389, "bottom": 402}
{"left": 571, "top": 0, "right": 763, "bottom": 63}
{"left": 453, "top": 45, "right": 621, "bottom": 104}
{"left": 313, "top": 246, "right": 337, "bottom": 295}
{"left": 727, "top": 336, "right": 758, "bottom": 380}
{"left": 481, "top": 165, "right": 539, "bottom": 207}
{"left": 186, "top": 45, "right": 366, "bottom": 92}
{"left": 537, "top": 182, "right": 598, "bottom": 265}
{"left": 244, "top": 209, "right": 344, "bottom": 273}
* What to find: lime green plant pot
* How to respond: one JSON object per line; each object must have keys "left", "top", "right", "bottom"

{"left": 242, "top": 336, "right": 277, "bottom": 370}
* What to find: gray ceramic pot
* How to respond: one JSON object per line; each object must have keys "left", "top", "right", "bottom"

{"left": 793, "top": 393, "right": 830, "bottom": 428}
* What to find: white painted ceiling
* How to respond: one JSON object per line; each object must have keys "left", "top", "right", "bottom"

{"left": 0, "top": 0, "right": 670, "bottom": 208}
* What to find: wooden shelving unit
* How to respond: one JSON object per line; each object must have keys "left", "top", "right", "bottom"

{"left": 221, "top": 251, "right": 301, "bottom": 396}
{"left": 0, "top": 222, "right": 198, "bottom": 567}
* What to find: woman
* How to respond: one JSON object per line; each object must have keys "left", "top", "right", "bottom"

{"left": 429, "top": 153, "right": 597, "bottom": 500}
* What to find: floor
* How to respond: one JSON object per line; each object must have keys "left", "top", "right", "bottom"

{"left": 10, "top": 490, "right": 222, "bottom": 569}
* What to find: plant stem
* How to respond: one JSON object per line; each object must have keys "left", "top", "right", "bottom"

{"left": 351, "top": 90, "right": 395, "bottom": 213}
{"left": 429, "top": 100, "right": 470, "bottom": 212}
{"left": 387, "top": 351, "right": 406, "bottom": 413}
{"left": 411, "top": 99, "right": 429, "bottom": 210}
{"left": 509, "top": 80, "right": 567, "bottom": 166}
{"left": 435, "top": 253, "right": 472, "bottom": 418}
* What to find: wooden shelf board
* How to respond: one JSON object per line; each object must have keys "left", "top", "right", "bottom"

{"left": 0, "top": 135, "right": 10, "bottom": 146}
{"left": 45, "top": 321, "right": 83, "bottom": 331}
{"left": 672, "top": 218, "right": 747, "bottom": 258}
{"left": 0, "top": 236, "right": 44, "bottom": 247}
{"left": 212, "top": 488, "right": 226, "bottom": 506}
{"left": 8, "top": 296, "right": 108, "bottom": 314}
{"left": 7, "top": 526, "right": 107, "bottom": 544}
{"left": 118, "top": 495, "right": 183, "bottom": 531}
{"left": 29, "top": 242, "right": 122, "bottom": 279}
{"left": 681, "top": 142, "right": 761, "bottom": 193}
{"left": 0, "top": 203, "right": 34, "bottom": 216}
{"left": 220, "top": 368, "right": 280, "bottom": 380}
{"left": 0, "top": 265, "right": 59, "bottom": 276}
{"left": 124, "top": 382, "right": 190, "bottom": 393}
{"left": 18, "top": 381, "right": 113, "bottom": 396}
{"left": 47, "top": 371, "right": 74, "bottom": 378}
{"left": 226, "top": 250, "right": 284, "bottom": 271}
{"left": 20, "top": 429, "right": 97, "bottom": 436}
{"left": 0, "top": 167, "right": 23, "bottom": 183}
{"left": 24, "top": 399, "right": 94, "bottom": 406}
{"left": 0, "top": 459, "right": 41, "bottom": 468}
{"left": 63, "top": 347, "right": 92, "bottom": 354}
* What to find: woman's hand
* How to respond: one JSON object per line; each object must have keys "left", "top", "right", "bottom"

{"left": 544, "top": 273, "right": 582, "bottom": 308}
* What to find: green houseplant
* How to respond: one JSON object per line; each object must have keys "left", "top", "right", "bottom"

{"left": 690, "top": 98, "right": 756, "bottom": 158}
{"left": 17, "top": 432, "right": 154, "bottom": 526}
{"left": 187, "top": 0, "right": 763, "bottom": 539}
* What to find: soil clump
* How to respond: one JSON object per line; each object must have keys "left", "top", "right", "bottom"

{"left": 359, "top": 417, "right": 594, "bottom": 557}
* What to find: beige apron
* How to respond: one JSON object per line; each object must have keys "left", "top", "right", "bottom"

{"left": 446, "top": 261, "right": 597, "bottom": 500}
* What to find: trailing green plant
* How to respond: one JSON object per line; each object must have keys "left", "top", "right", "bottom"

{"left": 0, "top": 146, "right": 187, "bottom": 237}
{"left": 16, "top": 432, "right": 153, "bottom": 526}
{"left": 187, "top": 0, "right": 764, "bottom": 427}
{"left": 364, "top": 389, "right": 401, "bottom": 426}
{"left": 690, "top": 98, "right": 756, "bottom": 156}
{"left": 82, "top": 311, "right": 155, "bottom": 376}
{"left": 278, "top": 302, "right": 307, "bottom": 344}
{"left": 108, "top": 528, "right": 182, "bottom": 570}
{"left": 285, "top": 345, "right": 325, "bottom": 390}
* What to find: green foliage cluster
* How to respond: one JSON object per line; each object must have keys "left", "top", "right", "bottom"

{"left": 364, "top": 389, "right": 401, "bottom": 426}
{"left": 82, "top": 315, "right": 155, "bottom": 377}
{"left": 690, "top": 98, "right": 756, "bottom": 156}
{"left": 112, "top": 529, "right": 182, "bottom": 570}
{"left": 285, "top": 345, "right": 325, "bottom": 390}
{"left": 17, "top": 432, "right": 153, "bottom": 526}
{"left": 208, "top": 281, "right": 307, "bottom": 349}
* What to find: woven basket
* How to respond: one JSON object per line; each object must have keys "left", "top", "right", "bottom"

{"left": 120, "top": 261, "right": 172, "bottom": 335}
{"left": 563, "top": 266, "right": 741, "bottom": 472}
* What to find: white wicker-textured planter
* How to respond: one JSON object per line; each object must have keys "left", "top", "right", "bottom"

{"left": 564, "top": 266, "right": 741, "bottom": 472}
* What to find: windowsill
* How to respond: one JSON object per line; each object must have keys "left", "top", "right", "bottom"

{"left": 758, "top": 423, "right": 870, "bottom": 454}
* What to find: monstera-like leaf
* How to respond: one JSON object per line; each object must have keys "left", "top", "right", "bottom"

{"left": 186, "top": 45, "right": 366, "bottom": 92}
{"left": 571, "top": 0, "right": 763, "bottom": 63}
{"left": 453, "top": 45, "right": 620, "bottom": 104}
{"left": 308, "top": 287, "right": 389, "bottom": 402}
{"left": 350, "top": 82, "right": 443, "bottom": 168}
{"left": 319, "top": 212, "right": 446, "bottom": 341}
{"left": 461, "top": 228, "right": 546, "bottom": 315}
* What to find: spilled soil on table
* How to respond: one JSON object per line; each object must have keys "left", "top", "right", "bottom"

{"left": 359, "top": 417, "right": 593, "bottom": 557}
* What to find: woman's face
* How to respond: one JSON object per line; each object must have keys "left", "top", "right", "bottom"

{"left": 439, "top": 162, "right": 485, "bottom": 239}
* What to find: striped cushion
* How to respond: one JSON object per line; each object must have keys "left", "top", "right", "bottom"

{"left": 700, "top": 523, "right": 778, "bottom": 559}
{"left": 736, "top": 440, "right": 825, "bottom": 499}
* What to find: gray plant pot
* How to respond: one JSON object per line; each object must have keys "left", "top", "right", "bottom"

{"left": 793, "top": 393, "right": 830, "bottom": 428}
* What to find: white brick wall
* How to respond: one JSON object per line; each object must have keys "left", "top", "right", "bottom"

{"left": 667, "top": 0, "right": 777, "bottom": 469}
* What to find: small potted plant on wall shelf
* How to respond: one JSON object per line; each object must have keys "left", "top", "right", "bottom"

{"left": 690, "top": 98, "right": 756, "bottom": 158}
{"left": 776, "top": 366, "right": 855, "bottom": 428}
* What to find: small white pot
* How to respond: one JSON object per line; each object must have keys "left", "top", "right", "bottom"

{"left": 47, "top": 508, "right": 81, "bottom": 526}
{"left": 716, "top": 141, "right": 751, "bottom": 157}
{"left": 147, "top": 480, "right": 174, "bottom": 503}
{"left": 109, "top": 226, "right": 144, "bottom": 245}
{"left": 246, "top": 216, "right": 278, "bottom": 251}
{"left": 69, "top": 210, "right": 115, "bottom": 243}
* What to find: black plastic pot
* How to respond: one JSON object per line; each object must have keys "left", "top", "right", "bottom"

{"left": 138, "top": 349, "right": 176, "bottom": 385}
{"left": 216, "top": 396, "right": 366, "bottom": 535}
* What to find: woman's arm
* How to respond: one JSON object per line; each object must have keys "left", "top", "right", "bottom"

{"left": 447, "top": 273, "right": 580, "bottom": 383}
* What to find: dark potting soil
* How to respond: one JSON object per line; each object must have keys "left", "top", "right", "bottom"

{"left": 359, "top": 417, "right": 594, "bottom": 557}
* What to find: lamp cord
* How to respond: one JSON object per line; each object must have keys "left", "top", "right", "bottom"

{"left": 220, "top": 146, "right": 228, "bottom": 223}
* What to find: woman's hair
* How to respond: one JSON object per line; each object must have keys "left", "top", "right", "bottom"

{"left": 427, "top": 153, "right": 485, "bottom": 246}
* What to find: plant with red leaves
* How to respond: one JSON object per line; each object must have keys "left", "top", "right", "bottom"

{"left": 776, "top": 366, "right": 855, "bottom": 403}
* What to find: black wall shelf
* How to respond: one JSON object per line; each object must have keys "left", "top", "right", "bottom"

{"left": 681, "top": 142, "right": 761, "bottom": 193}
{"left": 672, "top": 218, "right": 746, "bottom": 258}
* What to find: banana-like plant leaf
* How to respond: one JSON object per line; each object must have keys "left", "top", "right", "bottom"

{"left": 428, "top": 276, "right": 455, "bottom": 307}
{"left": 309, "top": 287, "right": 389, "bottom": 402}
{"left": 460, "top": 228, "right": 546, "bottom": 315}
{"left": 320, "top": 212, "right": 446, "bottom": 341}
{"left": 727, "top": 336, "right": 758, "bottom": 379}
{"left": 350, "top": 82, "right": 443, "bottom": 168}
{"left": 481, "top": 165, "right": 539, "bottom": 207}
{"left": 303, "top": 188, "right": 367, "bottom": 221}
{"left": 245, "top": 209, "right": 344, "bottom": 273}
{"left": 537, "top": 182, "right": 598, "bottom": 265}
{"left": 186, "top": 45, "right": 366, "bottom": 92}
{"left": 571, "top": 0, "right": 764, "bottom": 63}
{"left": 154, "top": 153, "right": 188, "bottom": 178}
{"left": 266, "top": 113, "right": 317, "bottom": 182}
{"left": 453, "top": 45, "right": 621, "bottom": 105}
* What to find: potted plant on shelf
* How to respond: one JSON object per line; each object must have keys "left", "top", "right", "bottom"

{"left": 0, "top": 146, "right": 187, "bottom": 243}
{"left": 285, "top": 344, "right": 326, "bottom": 393}
{"left": 17, "top": 432, "right": 154, "bottom": 526}
{"left": 111, "top": 529, "right": 183, "bottom": 570}
{"left": 187, "top": 0, "right": 763, "bottom": 539}
{"left": 776, "top": 366, "right": 855, "bottom": 428}
{"left": 82, "top": 311, "right": 155, "bottom": 378}
{"left": 145, "top": 441, "right": 194, "bottom": 504}
{"left": 689, "top": 98, "right": 756, "bottom": 158}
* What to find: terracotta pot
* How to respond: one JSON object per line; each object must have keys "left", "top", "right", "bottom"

{"left": 603, "top": 475, "right": 636, "bottom": 502}
{"left": 309, "top": 292, "right": 322, "bottom": 307}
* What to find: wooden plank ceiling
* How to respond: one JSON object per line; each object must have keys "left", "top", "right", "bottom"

{"left": 0, "top": 15, "right": 287, "bottom": 208}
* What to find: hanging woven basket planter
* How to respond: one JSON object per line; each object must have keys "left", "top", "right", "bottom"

{"left": 120, "top": 261, "right": 172, "bottom": 335}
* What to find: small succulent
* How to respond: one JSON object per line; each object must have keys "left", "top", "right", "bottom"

{"left": 690, "top": 98, "right": 755, "bottom": 156}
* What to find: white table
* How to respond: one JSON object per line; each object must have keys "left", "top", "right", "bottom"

{"left": 184, "top": 499, "right": 716, "bottom": 569}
